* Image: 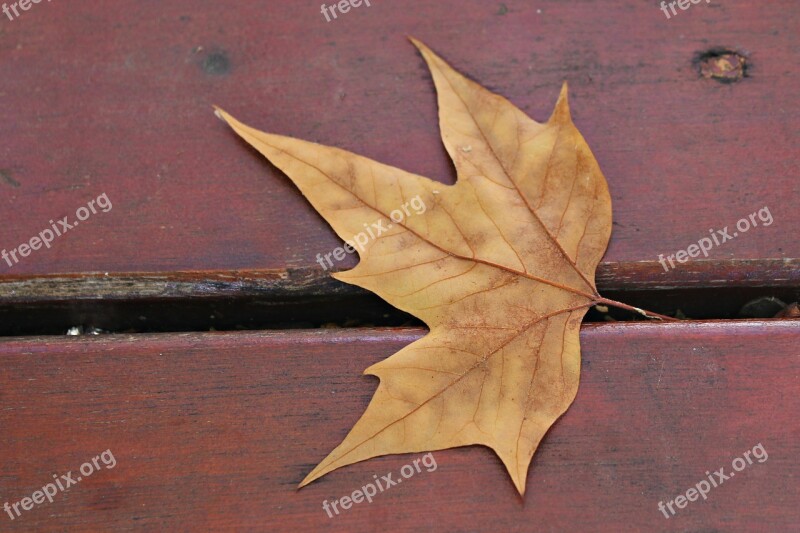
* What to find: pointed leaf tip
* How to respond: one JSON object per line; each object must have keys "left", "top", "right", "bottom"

{"left": 408, "top": 36, "right": 433, "bottom": 59}
{"left": 549, "top": 82, "right": 572, "bottom": 124}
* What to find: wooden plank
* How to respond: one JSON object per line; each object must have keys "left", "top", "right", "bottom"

{"left": 3, "top": 259, "right": 799, "bottom": 301}
{"left": 1, "top": 262, "right": 798, "bottom": 335}
{"left": 1, "top": 321, "right": 797, "bottom": 531}
{"left": 0, "top": 0, "right": 797, "bottom": 287}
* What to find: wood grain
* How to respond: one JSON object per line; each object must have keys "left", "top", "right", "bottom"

{"left": 0, "top": 0, "right": 796, "bottom": 285}
{"left": 2, "top": 260, "right": 798, "bottom": 335}
{"left": 1, "top": 322, "right": 797, "bottom": 531}
{"left": 1, "top": 3, "right": 798, "bottom": 530}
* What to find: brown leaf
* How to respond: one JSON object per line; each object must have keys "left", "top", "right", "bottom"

{"left": 215, "top": 39, "right": 644, "bottom": 495}
{"left": 775, "top": 302, "right": 800, "bottom": 318}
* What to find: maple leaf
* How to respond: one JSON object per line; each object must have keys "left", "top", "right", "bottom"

{"left": 215, "top": 38, "right": 671, "bottom": 495}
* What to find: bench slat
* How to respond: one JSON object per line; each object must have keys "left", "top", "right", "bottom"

{"left": 1, "top": 321, "right": 797, "bottom": 531}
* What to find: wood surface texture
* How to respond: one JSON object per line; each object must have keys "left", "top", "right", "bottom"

{"left": 1, "top": 260, "right": 798, "bottom": 335}
{"left": 1, "top": 322, "right": 798, "bottom": 532}
{"left": 1, "top": 1, "right": 798, "bottom": 531}
{"left": 1, "top": 0, "right": 797, "bottom": 288}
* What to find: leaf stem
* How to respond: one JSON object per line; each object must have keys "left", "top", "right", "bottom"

{"left": 594, "top": 297, "right": 680, "bottom": 322}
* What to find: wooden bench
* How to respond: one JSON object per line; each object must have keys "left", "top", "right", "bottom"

{"left": 1, "top": 1, "right": 798, "bottom": 531}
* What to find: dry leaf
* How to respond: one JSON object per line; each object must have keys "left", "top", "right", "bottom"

{"left": 215, "top": 38, "right": 668, "bottom": 495}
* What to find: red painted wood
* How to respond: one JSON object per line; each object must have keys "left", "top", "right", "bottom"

{"left": 0, "top": 0, "right": 797, "bottom": 282}
{"left": 1, "top": 4, "right": 798, "bottom": 531}
{"left": 1, "top": 322, "right": 797, "bottom": 531}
